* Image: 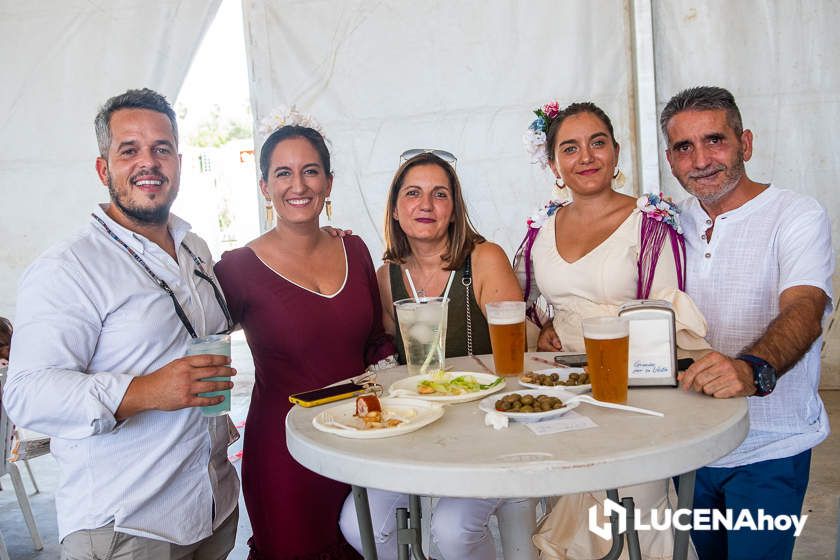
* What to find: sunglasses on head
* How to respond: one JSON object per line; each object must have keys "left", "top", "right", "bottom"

{"left": 399, "top": 149, "right": 458, "bottom": 166}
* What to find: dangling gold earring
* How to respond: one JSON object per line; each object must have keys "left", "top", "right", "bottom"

{"left": 324, "top": 197, "right": 333, "bottom": 223}
{"left": 611, "top": 167, "right": 626, "bottom": 189}
{"left": 265, "top": 198, "right": 274, "bottom": 227}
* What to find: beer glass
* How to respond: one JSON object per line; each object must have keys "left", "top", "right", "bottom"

{"left": 187, "top": 334, "right": 232, "bottom": 416}
{"left": 582, "top": 316, "right": 629, "bottom": 403}
{"left": 394, "top": 297, "right": 449, "bottom": 375}
{"left": 486, "top": 301, "right": 526, "bottom": 375}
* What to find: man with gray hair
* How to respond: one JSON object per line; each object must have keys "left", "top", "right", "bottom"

{"left": 661, "top": 85, "right": 833, "bottom": 559}
{"left": 5, "top": 88, "right": 240, "bottom": 559}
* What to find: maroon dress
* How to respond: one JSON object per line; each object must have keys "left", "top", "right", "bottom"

{"left": 215, "top": 235, "right": 394, "bottom": 560}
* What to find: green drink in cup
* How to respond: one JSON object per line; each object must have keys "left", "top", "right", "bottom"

{"left": 186, "top": 334, "right": 232, "bottom": 416}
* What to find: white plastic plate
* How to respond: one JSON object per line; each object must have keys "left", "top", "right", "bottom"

{"left": 519, "top": 367, "right": 591, "bottom": 394}
{"left": 312, "top": 397, "right": 444, "bottom": 439}
{"left": 478, "top": 389, "right": 580, "bottom": 423}
{"left": 388, "top": 372, "right": 505, "bottom": 403}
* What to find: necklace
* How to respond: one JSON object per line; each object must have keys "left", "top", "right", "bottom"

{"left": 405, "top": 263, "right": 444, "bottom": 298}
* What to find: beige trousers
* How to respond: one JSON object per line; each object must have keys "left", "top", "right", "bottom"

{"left": 60, "top": 507, "right": 238, "bottom": 560}
{"left": 532, "top": 482, "right": 698, "bottom": 560}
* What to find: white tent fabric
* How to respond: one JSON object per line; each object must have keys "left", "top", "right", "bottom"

{"left": 0, "top": 0, "right": 221, "bottom": 317}
{"left": 654, "top": 0, "right": 840, "bottom": 232}
{"left": 242, "top": 0, "right": 639, "bottom": 262}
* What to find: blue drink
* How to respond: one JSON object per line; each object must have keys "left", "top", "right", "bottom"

{"left": 186, "top": 334, "right": 232, "bottom": 416}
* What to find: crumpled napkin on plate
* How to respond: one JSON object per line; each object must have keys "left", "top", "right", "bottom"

{"left": 484, "top": 410, "right": 509, "bottom": 430}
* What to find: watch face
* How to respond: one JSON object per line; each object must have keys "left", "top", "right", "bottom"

{"left": 755, "top": 364, "right": 777, "bottom": 394}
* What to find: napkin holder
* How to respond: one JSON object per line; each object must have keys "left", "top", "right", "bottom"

{"left": 618, "top": 300, "right": 678, "bottom": 387}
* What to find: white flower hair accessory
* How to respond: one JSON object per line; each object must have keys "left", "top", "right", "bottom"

{"left": 523, "top": 100, "right": 561, "bottom": 169}
{"left": 257, "top": 105, "right": 327, "bottom": 141}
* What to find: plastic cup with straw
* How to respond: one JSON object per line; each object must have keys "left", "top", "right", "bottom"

{"left": 393, "top": 270, "right": 453, "bottom": 376}
{"left": 417, "top": 271, "right": 455, "bottom": 374}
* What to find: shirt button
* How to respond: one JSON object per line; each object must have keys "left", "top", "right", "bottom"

{"left": 701, "top": 234, "right": 706, "bottom": 240}
{"left": 705, "top": 253, "right": 711, "bottom": 258}
{"left": 705, "top": 219, "right": 712, "bottom": 225}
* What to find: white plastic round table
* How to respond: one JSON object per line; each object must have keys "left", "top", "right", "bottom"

{"left": 286, "top": 353, "right": 749, "bottom": 559}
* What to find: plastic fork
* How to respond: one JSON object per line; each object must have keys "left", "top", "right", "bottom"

{"left": 568, "top": 394, "right": 664, "bottom": 417}
{"left": 319, "top": 412, "right": 359, "bottom": 430}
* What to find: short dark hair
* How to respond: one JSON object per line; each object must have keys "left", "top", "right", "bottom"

{"left": 383, "top": 153, "right": 485, "bottom": 270}
{"left": 259, "top": 126, "right": 332, "bottom": 182}
{"left": 545, "top": 102, "right": 617, "bottom": 163}
{"left": 94, "top": 88, "right": 178, "bottom": 157}
{"left": 660, "top": 86, "right": 743, "bottom": 141}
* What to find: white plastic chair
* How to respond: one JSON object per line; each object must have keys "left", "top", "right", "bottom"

{"left": 0, "top": 367, "right": 44, "bottom": 556}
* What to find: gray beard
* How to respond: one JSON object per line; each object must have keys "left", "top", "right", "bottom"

{"left": 687, "top": 156, "right": 746, "bottom": 206}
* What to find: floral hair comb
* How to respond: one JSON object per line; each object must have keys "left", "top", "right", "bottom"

{"left": 523, "top": 100, "right": 561, "bottom": 169}
{"left": 257, "top": 105, "right": 327, "bottom": 141}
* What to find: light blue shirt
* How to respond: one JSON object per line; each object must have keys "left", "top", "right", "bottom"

{"left": 5, "top": 205, "right": 239, "bottom": 544}
{"left": 681, "top": 186, "right": 834, "bottom": 467}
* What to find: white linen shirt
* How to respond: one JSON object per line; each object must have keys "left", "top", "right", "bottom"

{"left": 681, "top": 186, "right": 834, "bottom": 467}
{"left": 5, "top": 205, "right": 239, "bottom": 544}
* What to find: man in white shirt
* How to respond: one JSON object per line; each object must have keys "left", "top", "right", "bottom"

{"left": 5, "top": 88, "right": 240, "bottom": 560}
{"left": 660, "top": 86, "right": 834, "bottom": 559}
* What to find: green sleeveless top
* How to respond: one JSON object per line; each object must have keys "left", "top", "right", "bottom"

{"left": 389, "top": 256, "right": 492, "bottom": 363}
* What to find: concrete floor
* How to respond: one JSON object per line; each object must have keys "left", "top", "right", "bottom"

{"left": 1, "top": 334, "right": 838, "bottom": 559}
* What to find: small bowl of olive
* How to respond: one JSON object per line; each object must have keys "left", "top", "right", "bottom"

{"left": 478, "top": 389, "right": 581, "bottom": 423}
{"left": 519, "top": 368, "right": 591, "bottom": 394}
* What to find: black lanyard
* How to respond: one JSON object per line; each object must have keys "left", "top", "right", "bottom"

{"left": 91, "top": 213, "right": 233, "bottom": 338}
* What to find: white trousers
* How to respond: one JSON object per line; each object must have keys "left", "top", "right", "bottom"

{"left": 340, "top": 489, "right": 527, "bottom": 560}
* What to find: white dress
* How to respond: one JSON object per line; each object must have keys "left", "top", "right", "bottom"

{"left": 532, "top": 208, "right": 708, "bottom": 354}
{"left": 529, "top": 207, "right": 705, "bottom": 560}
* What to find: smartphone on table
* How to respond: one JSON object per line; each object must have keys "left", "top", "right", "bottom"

{"left": 554, "top": 354, "right": 588, "bottom": 367}
{"left": 289, "top": 382, "right": 368, "bottom": 407}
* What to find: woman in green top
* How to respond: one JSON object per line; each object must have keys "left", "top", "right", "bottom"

{"left": 340, "top": 150, "right": 524, "bottom": 560}
{"left": 377, "top": 150, "right": 522, "bottom": 362}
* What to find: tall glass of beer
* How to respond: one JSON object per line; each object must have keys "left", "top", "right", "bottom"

{"left": 582, "top": 316, "right": 629, "bottom": 403}
{"left": 486, "top": 301, "right": 526, "bottom": 375}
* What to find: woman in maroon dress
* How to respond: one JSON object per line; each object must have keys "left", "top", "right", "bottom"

{"left": 215, "top": 120, "right": 394, "bottom": 559}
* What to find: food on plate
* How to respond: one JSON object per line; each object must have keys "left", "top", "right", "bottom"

{"left": 353, "top": 395, "right": 412, "bottom": 429}
{"left": 356, "top": 394, "right": 382, "bottom": 416}
{"left": 494, "top": 393, "right": 565, "bottom": 413}
{"left": 521, "top": 370, "right": 590, "bottom": 387}
{"left": 416, "top": 371, "right": 503, "bottom": 395}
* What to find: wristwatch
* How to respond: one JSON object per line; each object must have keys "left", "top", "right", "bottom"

{"left": 736, "top": 354, "right": 777, "bottom": 397}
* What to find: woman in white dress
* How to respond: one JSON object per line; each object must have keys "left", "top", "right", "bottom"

{"left": 517, "top": 101, "right": 708, "bottom": 559}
